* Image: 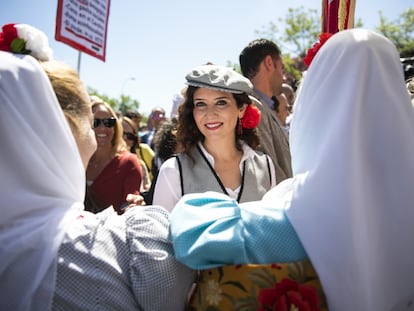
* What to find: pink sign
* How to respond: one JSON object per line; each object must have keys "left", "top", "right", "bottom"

{"left": 55, "top": 0, "right": 110, "bottom": 61}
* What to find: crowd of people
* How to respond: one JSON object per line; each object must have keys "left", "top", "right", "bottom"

{"left": 1, "top": 22, "right": 414, "bottom": 311}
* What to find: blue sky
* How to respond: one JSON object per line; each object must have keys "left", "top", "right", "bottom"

{"left": 1, "top": 0, "right": 411, "bottom": 116}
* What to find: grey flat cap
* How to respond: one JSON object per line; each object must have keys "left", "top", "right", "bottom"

{"left": 185, "top": 65, "right": 253, "bottom": 94}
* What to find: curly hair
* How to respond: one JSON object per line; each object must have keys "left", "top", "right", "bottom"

{"left": 152, "top": 119, "right": 178, "bottom": 162}
{"left": 177, "top": 86, "right": 260, "bottom": 161}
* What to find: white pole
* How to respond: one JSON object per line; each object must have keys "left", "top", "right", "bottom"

{"left": 77, "top": 51, "right": 82, "bottom": 76}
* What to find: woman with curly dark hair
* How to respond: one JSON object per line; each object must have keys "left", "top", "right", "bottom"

{"left": 152, "top": 64, "right": 276, "bottom": 212}
{"left": 151, "top": 119, "right": 180, "bottom": 178}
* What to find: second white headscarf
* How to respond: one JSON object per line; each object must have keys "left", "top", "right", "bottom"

{"left": 285, "top": 29, "right": 414, "bottom": 310}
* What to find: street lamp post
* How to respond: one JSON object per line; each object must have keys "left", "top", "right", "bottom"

{"left": 120, "top": 77, "right": 136, "bottom": 114}
{"left": 121, "top": 77, "right": 136, "bottom": 95}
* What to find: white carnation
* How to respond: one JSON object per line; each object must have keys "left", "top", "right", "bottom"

{"left": 15, "top": 24, "right": 53, "bottom": 61}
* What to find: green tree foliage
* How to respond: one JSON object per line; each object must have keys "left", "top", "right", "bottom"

{"left": 376, "top": 8, "right": 414, "bottom": 57}
{"left": 252, "top": 5, "right": 411, "bottom": 83}
{"left": 227, "top": 60, "right": 241, "bottom": 73}
{"left": 254, "top": 6, "right": 321, "bottom": 83}
{"left": 255, "top": 6, "right": 320, "bottom": 57}
{"left": 118, "top": 95, "right": 140, "bottom": 115}
{"left": 87, "top": 87, "right": 140, "bottom": 115}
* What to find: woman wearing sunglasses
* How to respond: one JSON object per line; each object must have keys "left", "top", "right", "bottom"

{"left": 86, "top": 98, "right": 143, "bottom": 214}
{"left": 121, "top": 116, "right": 152, "bottom": 192}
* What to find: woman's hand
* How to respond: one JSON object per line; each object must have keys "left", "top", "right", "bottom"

{"left": 119, "top": 193, "right": 146, "bottom": 214}
{"left": 126, "top": 193, "right": 146, "bottom": 206}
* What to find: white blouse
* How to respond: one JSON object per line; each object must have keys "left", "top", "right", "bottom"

{"left": 152, "top": 142, "right": 276, "bottom": 212}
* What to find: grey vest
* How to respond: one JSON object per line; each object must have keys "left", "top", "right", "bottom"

{"left": 176, "top": 145, "right": 272, "bottom": 202}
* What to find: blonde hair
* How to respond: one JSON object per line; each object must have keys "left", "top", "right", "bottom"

{"left": 41, "top": 60, "right": 89, "bottom": 123}
{"left": 91, "top": 99, "right": 128, "bottom": 155}
{"left": 40, "top": 60, "right": 92, "bottom": 143}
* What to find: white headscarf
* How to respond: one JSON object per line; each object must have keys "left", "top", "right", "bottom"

{"left": 281, "top": 29, "right": 414, "bottom": 310}
{"left": 0, "top": 52, "right": 85, "bottom": 310}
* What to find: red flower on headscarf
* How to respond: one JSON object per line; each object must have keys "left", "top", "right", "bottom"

{"left": 0, "top": 24, "right": 20, "bottom": 53}
{"left": 241, "top": 103, "right": 261, "bottom": 129}
{"left": 303, "top": 33, "right": 333, "bottom": 67}
{"left": 0, "top": 23, "right": 52, "bottom": 61}
{"left": 257, "top": 278, "right": 321, "bottom": 311}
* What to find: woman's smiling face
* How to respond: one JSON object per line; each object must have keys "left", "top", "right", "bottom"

{"left": 92, "top": 104, "right": 115, "bottom": 148}
{"left": 192, "top": 88, "right": 245, "bottom": 142}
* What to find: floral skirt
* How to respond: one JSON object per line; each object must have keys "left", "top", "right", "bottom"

{"left": 187, "top": 259, "right": 328, "bottom": 311}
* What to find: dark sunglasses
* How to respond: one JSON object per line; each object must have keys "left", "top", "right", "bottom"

{"left": 151, "top": 113, "right": 165, "bottom": 120}
{"left": 93, "top": 118, "right": 116, "bottom": 128}
{"left": 123, "top": 132, "right": 136, "bottom": 140}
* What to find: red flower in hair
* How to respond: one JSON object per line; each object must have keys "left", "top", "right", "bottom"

{"left": 303, "top": 33, "right": 333, "bottom": 67}
{"left": 241, "top": 104, "right": 261, "bottom": 129}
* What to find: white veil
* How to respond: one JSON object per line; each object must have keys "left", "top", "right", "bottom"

{"left": 0, "top": 52, "right": 85, "bottom": 310}
{"left": 285, "top": 29, "right": 414, "bottom": 310}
